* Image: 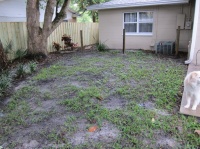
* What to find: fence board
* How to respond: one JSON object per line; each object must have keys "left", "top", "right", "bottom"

{"left": 0, "top": 22, "right": 99, "bottom": 60}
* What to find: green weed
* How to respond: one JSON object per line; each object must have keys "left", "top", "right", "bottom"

{"left": 96, "top": 42, "right": 109, "bottom": 52}
{"left": 0, "top": 72, "right": 11, "bottom": 97}
{"left": 15, "top": 64, "right": 26, "bottom": 78}
{"left": 29, "top": 61, "right": 37, "bottom": 72}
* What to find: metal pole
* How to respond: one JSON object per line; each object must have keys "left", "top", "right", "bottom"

{"left": 80, "top": 30, "right": 83, "bottom": 51}
{"left": 175, "top": 26, "right": 180, "bottom": 56}
{"left": 123, "top": 29, "right": 125, "bottom": 54}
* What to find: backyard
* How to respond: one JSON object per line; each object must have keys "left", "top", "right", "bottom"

{"left": 0, "top": 50, "right": 199, "bottom": 148}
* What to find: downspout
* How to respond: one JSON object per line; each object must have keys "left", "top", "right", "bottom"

{"left": 185, "top": 0, "right": 200, "bottom": 64}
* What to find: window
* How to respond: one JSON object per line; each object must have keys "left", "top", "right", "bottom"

{"left": 124, "top": 12, "right": 153, "bottom": 35}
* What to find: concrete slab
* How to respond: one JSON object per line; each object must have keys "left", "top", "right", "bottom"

{"left": 180, "top": 63, "right": 200, "bottom": 117}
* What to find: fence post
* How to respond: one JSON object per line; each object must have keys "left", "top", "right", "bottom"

{"left": 123, "top": 29, "right": 125, "bottom": 54}
{"left": 175, "top": 26, "right": 180, "bottom": 56}
{"left": 80, "top": 30, "right": 84, "bottom": 51}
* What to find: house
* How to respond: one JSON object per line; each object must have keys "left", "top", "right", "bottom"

{"left": 87, "top": 0, "right": 195, "bottom": 53}
{"left": 88, "top": 0, "right": 200, "bottom": 117}
{"left": 0, "top": 0, "right": 79, "bottom": 22}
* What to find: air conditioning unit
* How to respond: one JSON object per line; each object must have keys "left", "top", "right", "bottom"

{"left": 155, "top": 41, "right": 175, "bottom": 55}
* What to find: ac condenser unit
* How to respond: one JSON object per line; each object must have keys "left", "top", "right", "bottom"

{"left": 155, "top": 41, "right": 175, "bottom": 55}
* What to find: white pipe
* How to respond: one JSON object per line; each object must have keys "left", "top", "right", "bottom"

{"left": 185, "top": 0, "right": 200, "bottom": 64}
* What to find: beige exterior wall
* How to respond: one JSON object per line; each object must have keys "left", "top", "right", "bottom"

{"left": 99, "top": 3, "right": 194, "bottom": 51}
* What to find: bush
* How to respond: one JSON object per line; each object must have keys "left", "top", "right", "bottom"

{"left": 96, "top": 42, "right": 109, "bottom": 52}
{"left": 0, "top": 72, "right": 11, "bottom": 96}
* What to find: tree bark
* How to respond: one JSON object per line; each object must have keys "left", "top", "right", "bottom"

{"left": 92, "top": 14, "right": 96, "bottom": 23}
{"left": 0, "top": 39, "right": 7, "bottom": 70}
{"left": 26, "top": 0, "right": 70, "bottom": 57}
{"left": 92, "top": 11, "right": 98, "bottom": 22}
{"left": 27, "top": 0, "right": 45, "bottom": 56}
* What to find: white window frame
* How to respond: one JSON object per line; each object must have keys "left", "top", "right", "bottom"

{"left": 123, "top": 11, "right": 154, "bottom": 36}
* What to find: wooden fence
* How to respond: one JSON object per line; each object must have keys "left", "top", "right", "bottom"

{"left": 0, "top": 22, "right": 99, "bottom": 59}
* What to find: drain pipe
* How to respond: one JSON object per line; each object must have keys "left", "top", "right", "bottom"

{"left": 185, "top": 0, "right": 200, "bottom": 64}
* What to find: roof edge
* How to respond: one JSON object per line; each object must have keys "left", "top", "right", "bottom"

{"left": 87, "top": 0, "right": 189, "bottom": 10}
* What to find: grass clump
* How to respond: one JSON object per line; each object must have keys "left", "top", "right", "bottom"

{"left": 15, "top": 64, "right": 26, "bottom": 78}
{"left": 29, "top": 61, "right": 37, "bottom": 73}
{"left": 61, "top": 87, "right": 102, "bottom": 112}
{"left": 96, "top": 42, "right": 109, "bottom": 52}
{"left": 14, "top": 48, "right": 27, "bottom": 61}
{"left": 34, "top": 64, "right": 66, "bottom": 80}
{"left": 0, "top": 72, "right": 11, "bottom": 97}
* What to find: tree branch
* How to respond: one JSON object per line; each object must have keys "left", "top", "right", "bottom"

{"left": 27, "top": 0, "right": 40, "bottom": 29}
{"left": 43, "top": 0, "right": 56, "bottom": 37}
{"left": 51, "top": 0, "right": 70, "bottom": 34}
{"left": 80, "top": 8, "right": 87, "bottom": 16}
{"left": 55, "top": 0, "right": 60, "bottom": 16}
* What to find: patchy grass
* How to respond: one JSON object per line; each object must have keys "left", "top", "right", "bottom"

{"left": 0, "top": 50, "right": 199, "bottom": 148}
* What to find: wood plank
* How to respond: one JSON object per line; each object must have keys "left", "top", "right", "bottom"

{"left": 0, "top": 22, "right": 99, "bottom": 59}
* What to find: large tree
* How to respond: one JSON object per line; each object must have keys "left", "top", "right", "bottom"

{"left": 72, "top": 0, "right": 108, "bottom": 22}
{"left": 26, "top": 0, "right": 70, "bottom": 57}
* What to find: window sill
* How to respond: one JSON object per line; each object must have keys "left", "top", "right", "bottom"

{"left": 125, "top": 33, "right": 153, "bottom": 36}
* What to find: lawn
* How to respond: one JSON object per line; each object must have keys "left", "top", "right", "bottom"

{"left": 0, "top": 50, "right": 199, "bottom": 148}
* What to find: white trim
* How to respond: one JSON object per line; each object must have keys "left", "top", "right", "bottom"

{"left": 185, "top": 0, "right": 199, "bottom": 64}
{"left": 125, "top": 33, "right": 153, "bottom": 36}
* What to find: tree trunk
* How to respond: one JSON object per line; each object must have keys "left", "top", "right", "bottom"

{"left": 91, "top": 11, "right": 98, "bottom": 23}
{"left": 27, "top": 0, "right": 47, "bottom": 57}
{"left": 27, "top": 35, "right": 48, "bottom": 57}
{"left": 0, "top": 39, "right": 7, "bottom": 70}
{"left": 92, "top": 13, "right": 96, "bottom": 22}
{"left": 26, "top": 0, "right": 70, "bottom": 58}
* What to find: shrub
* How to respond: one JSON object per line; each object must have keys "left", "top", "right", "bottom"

{"left": 62, "top": 34, "right": 77, "bottom": 50}
{"left": 53, "top": 42, "right": 62, "bottom": 51}
{"left": 96, "top": 42, "right": 109, "bottom": 52}
{"left": 0, "top": 72, "right": 11, "bottom": 96}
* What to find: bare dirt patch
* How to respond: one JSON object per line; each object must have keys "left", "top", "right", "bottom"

{"left": 103, "top": 95, "right": 128, "bottom": 110}
{"left": 139, "top": 101, "right": 171, "bottom": 116}
{"left": 69, "top": 120, "right": 120, "bottom": 146}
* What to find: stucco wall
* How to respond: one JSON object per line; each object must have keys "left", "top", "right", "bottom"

{"left": 99, "top": 3, "right": 194, "bottom": 51}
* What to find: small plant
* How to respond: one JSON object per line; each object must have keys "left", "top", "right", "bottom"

{"left": 61, "top": 34, "right": 77, "bottom": 50}
{"left": 0, "top": 39, "right": 13, "bottom": 71}
{"left": 0, "top": 72, "right": 11, "bottom": 97}
{"left": 96, "top": 42, "right": 109, "bottom": 52}
{"left": 15, "top": 48, "right": 27, "bottom": 61}
{"left": 15, "top": 64, "right": 26, "bottom": 78}
{"left": 53, "top": 42, "right": 62, "bottom": 51}
{"left": 3, "top": 40, "right": 13, "bottom": 54}
{"left": 29, "top": 61, "right": 37, "bottom": 72}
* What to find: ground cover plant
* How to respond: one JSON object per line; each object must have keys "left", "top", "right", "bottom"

{"left": 0, "top": 50, "right": 199, "bottom": 148}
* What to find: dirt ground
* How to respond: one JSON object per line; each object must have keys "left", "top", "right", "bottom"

{"left": 0, "top": 49, "right": 199, "bottom": 149}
